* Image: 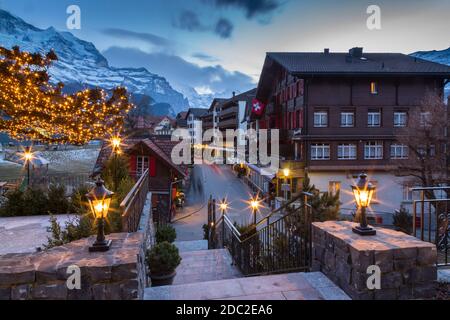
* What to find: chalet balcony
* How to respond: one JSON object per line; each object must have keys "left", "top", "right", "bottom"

{"left": 219, "top": 106, "right": 238, "bottom": 118}
{"left": 218, "top": 117, "right": 237, "bottom": 129}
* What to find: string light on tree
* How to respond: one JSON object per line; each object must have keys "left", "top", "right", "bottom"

{"left": 0, "top": 46, "right": 133, "bottom": 145}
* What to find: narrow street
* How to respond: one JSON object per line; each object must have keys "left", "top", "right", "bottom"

{"left": 173, "top": 164, "right": 270, "bottom": 241}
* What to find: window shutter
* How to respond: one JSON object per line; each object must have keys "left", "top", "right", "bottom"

{"left": 149, "top": 156, "right": 157, "bottom": 177}
{"left": 129, "top": 155, "right": 137, "bottom": 174}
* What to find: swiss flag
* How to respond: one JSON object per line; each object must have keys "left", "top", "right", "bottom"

{"left": 251, "top": 99, "right": 265, "bottom": 117}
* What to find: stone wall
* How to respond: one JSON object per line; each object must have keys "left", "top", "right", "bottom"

{"left": 0, "top": 233, "right": 146, "bottom": 300}
{"left": 312, "top": 221, "right": 437, "bottom": 300}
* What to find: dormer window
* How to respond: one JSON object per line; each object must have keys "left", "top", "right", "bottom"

{"left": 370, "top": 82, "right": 378, "bottom": 95}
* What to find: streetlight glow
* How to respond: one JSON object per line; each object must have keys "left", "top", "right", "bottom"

{"left": 283, "top": 168, "right": 290, "bottom": 178}
{"left": 351, "top": 173, "right": 377, "bottom": 236}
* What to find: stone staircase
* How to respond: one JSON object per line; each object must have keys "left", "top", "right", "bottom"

{"left": 144, "top": 240, "right": 350, "bottom": 300}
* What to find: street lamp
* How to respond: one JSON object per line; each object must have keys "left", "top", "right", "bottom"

{"left": 22, "top": 147, "right": 34, "bottom": 187}
{"left": 86, "top": 179, "right": 114, "bottom": 252}
{"left": 283, "top": 168, "right": 290, "bottom": 201}
{"left": 250, "top": 195, "right": 260, "bottom": 226}
{"left": 111, "top": 136, "right": 122, "bottom": 154}
{"left": 351, "top": 173, "right": 377, "bottom": 236}
{"left": 219, "top": 199, "right": 228, "bottom": 214}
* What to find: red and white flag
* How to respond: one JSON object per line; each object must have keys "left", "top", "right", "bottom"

{"left": 251, "top": 99, "right": 265, "bottom": 117}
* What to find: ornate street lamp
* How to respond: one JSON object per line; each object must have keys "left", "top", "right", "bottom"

{"left": 86, "top": 179, "right": 114, "bottom": 252}
{"left": 111, "top": 136, "right": 122, "bottom": 154}
{"left": 351, "top": 173, "right": 376, "bottom": 236}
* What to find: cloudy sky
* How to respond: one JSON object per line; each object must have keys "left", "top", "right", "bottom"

{"left": 1, "top": 0, "right": 449, "bottom": 96}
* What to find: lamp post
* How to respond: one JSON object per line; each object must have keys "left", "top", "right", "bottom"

{"left": 250, "top": 195, "right": 260, "bottom": 226}
{"left": 86, "top": 179, "right": 114, "bottom": 252}
{"left": 23, "top": 147, "right": 34, "bottom": 187}
{"left": 110, "top": 136, "right": 122, "bottom": 192}
{"left": 283, "top": 168, "right": 290, "bottom": 201}
{"left": 351, "top": 173, "right": 377, "bottom": 236}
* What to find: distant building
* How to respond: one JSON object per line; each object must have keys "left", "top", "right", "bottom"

{"left": 175, "top": 112, "right": 188, "bottom": 129}
{"left": 93, "top": 135, "right": 188, "bottom": 221}
{"left": 251, "top": 47, "right": 450, "bottom": 222}
{"left": 128, "top": 115, "right": 175, "bottom": 136}
{"left": 186, "top": 108, "right": 208, "bottom": 145}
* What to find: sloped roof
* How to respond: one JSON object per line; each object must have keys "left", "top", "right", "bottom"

{"left": 186, "top": 108, "right": 208, "bottom": 118}
{"left": 266, "top": 52, "right": 450, "bottom": 75}
{"left": 93, "top": 136, "right": 187, "bottom": 177}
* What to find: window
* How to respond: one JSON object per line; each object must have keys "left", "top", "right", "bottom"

{"left": 391, "top": 144, "right": 409, "bottom": 159}
{"left": 314, "top": 111, "right": 328, "bottom": 128}
{"left": 368, "top": 110, "right": 381, "bottom": 127}
{"left": 420, "top": 112, "right": 431, "bottom": 127}
{"left": 370, "top": 82, "right": 378, "bottom": 95}
{"left": 394, "top": 112, "right": 407, "bottom": 127}
{"left": 136, "top": 156, "right": 149, "bottom": 176}
{"left": 418, "top": 144, "right": 436, "bottom": 157}
{"left": 364, "top": 142, "right": 383, "bottom": 159}
{"left": 311, "top": 144, "right": 330, "bottom": 160}
{"left": 403, "top": 185, "right": 414, "bottom": 202}
{"left": 329, "top": 181, "right": 341, "bottom": 196}
{"left": 341, "top": 112, "right": 355, "bottom": 127}
{"left": 338, "top": 144, "right": 357, "bottom": 160}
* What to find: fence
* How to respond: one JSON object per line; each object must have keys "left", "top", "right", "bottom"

{"left": 208, "top": 192, "right": 313, "bottom": 276}
{"left": 412, "top": 186, "right": 450, "bottom": 267}
{"left": 120, "top": 169, "right": 149, "bottom": 233}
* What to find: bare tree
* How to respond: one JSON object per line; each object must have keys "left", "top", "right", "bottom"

{"left": 395, "top": 93, "right": 449, "bottom": 202}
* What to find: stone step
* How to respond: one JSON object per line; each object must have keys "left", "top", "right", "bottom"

{"left": 173, "top": 248, "right": 242, "bottom": 285}
{"left": 174, "top": 240, "right": 208, "bottom": 253}
{"left": 144, "top": 272, "right": 350, "bottom": 300}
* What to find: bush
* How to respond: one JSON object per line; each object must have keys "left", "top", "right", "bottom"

{"left": 47, "top": 184, "right": 70, "bottom": 214}
{"left": 69, "top": 184, "right": 91, "bottom": 214}
{"left": 0, "top": 189, "right": 26, "bottom": 217}
{"left": 146, "top": 242, "right": 181, "bottom": 276}
{"left": 393, "top": 207, "right": 413, "bottom": 235}
{"left": 45, "top": 214, "right": 94, "bottom": 249}
{"left": 156, "top": 225, "right": 177, "bottom": 243}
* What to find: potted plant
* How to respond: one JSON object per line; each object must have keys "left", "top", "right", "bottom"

{"left": 146, "top": 242, "right": 181, "bottom": 286}
{"left": 155, "top": 224, "right": 177, "bottom": 243}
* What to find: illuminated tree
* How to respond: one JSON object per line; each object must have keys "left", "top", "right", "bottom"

{"left": 0, "top": 46, "right": 133, "bottom": 145}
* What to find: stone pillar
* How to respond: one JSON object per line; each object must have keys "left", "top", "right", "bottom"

{"left": 312, "top": 221, "right": 437, "bottom": 300}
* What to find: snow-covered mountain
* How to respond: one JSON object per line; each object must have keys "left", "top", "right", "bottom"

{"left": 0, "top": 9, "right": 190, "bottom": 116}
{"left": 411, "top": 47, "right": 450, "bottom": 99}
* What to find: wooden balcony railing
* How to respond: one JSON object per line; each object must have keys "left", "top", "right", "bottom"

{"left": 120, "top": 169, "right": 149, "bottom": 233}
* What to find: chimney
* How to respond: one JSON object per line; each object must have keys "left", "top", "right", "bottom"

{"left": 324, "top": 48, "right": 330, "bottom": 54}
{"left": 349, "top": 47, "right": 363, "bottom": 58}
{"left": 232, "top": 91, "right": 236, "bottom": 98}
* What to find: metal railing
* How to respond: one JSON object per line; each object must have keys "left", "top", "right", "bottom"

{"left": 120, "top": 169, "right": 149, "bottom": 233}
{"left": 412, "top": 186, "right": 450, "bottom": 267}
{"left": 208, "top": 192, "right": 313, "bottom": 276}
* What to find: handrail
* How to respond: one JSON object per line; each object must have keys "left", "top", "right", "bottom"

{"left": 241, "top": 191, "right": 313, "bottom": 238}
{"left": 241, "top": 201, "right": 311, "bottom": 245}
{"left": 411, "top": 186, "right": 450, "bottom": 191}
{"left": 120, "top": 168, "right": 149, "bottom": 210}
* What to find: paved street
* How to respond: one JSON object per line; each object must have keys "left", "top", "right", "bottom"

{"left": 0, "top": 215, "right": 74, "bottom": 255}
{"left": 173, "top": 164, "right": 270, "bottom": 241}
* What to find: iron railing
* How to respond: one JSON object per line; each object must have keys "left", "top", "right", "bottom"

{"left": 120, "top": 169, "right": 149, "bottom": 232}
{"left": 208, "top": 192, "right": 313, "bottom": 276}
{"left": 412, "top": 186, "right": 450, "bottom": 267}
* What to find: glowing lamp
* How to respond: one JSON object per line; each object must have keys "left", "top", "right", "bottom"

{"left": 219, "top": 201, "right": 228, "bottom": 212}
{"left": 351, "top": 173, "right": 377, "bottom": 236}
{"left": 86, "top": 179, "right": 114, "bottom": 252}
{"left": 283, "top": 168, "right": 290, "bottom": 178}
{"left": 111, "top": 136, "right": 122, "bottom": 153}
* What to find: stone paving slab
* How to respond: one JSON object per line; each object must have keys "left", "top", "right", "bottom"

{"left": 144, "top": 272, "right": 350, "bottom": 300}
{"left": 173, "top": 248, "right": 242, "bottom": 285}
{"left": 174, "top": 240, "right": 208, "bottom": 253}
